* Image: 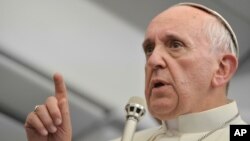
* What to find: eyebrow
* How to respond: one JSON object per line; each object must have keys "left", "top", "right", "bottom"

{"left": 142, "top": 32, "right": 185, "bottom": 48}
{"left": 161, "top": 33, "right": 184, "bottom": 43}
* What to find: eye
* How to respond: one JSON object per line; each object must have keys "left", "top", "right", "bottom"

{"left": 144, "top": 44, "right": 155, "bottom": 55}
{"left": 170, "top": 40, "right": 183, "bottom": 49}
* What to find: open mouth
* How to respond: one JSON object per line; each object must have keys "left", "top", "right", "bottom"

{"left": 153, "top": 82, "right": 165, "bottom": 88}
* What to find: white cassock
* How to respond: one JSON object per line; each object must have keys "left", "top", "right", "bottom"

{"left": 111, "top": 100, "right": 247, "bottom": 141}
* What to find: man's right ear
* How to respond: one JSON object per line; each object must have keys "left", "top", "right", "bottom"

{"left": 212, "top": 54, "right": 238, "bottom": 88}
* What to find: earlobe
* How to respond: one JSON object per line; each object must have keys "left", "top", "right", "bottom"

{"left": 212, "top": 54, "right": 238, "bottom": 87}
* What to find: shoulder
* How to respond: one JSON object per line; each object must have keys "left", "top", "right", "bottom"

{"left": 110, "top": 126, "right": 161, "bottom": 141}
{"left": 212, "top": 120, "right": 248, "bottom": 141}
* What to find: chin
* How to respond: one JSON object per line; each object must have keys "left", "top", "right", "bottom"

{"left": 150, "top": 106, "right": 176, "bottom": 120}
{"left": 152, "top": 112, "right": 175, "bottom": 121}
{"left": 151, "top": 95, "right": 175, "bottom": 107}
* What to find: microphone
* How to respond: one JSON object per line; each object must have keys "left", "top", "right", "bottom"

{"left": 121, "top": 96, "right": 146, "bottom": 141}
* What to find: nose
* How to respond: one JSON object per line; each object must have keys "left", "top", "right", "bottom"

{"left": 147, "top": 47, "right": 166, "bottom": 70}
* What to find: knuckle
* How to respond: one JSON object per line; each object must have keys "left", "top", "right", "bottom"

{"left": 35, "top": 122, "right": 45, "bottom": 130}
{"left": 37, "top": 104, "right": 46, "bottom": 112}
{"left": 26, "top": 112, "right": 36, "bottom": 123}
{"left": 46, "top": 96, "right": 57, "bottom": 103}
{"left": 36, "top": 107, "right": 53, "bottom": 125}
{"left": 25, "top": 113, "right": 42, "bottom": 129}
{"left": 26, "top": 112, "right": 34, "bottom": 119}
{"left": 24, "top": 114, "right": 32, "bottom": 128}
{"left": 43, "top": 119, "right": 53, "bottom": 128}
{"left": 50, "top": 110, "right": 60, "bottom": 118}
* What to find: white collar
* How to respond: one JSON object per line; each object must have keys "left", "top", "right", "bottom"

{"left": 163, "top": 100, "right": 240, "bottom": 133}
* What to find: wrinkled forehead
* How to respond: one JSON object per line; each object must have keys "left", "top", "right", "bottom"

{"left": 145, "top": 5, "right": 210, "bottom": 41}
{"left": 151, "top": 4, "right": 211, "bottom": 23}
{"left": 146, "top": 5, "right": 212, "bottom": 35}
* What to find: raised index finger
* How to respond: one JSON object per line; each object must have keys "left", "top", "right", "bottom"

{"left": 53, "top": 72, "right": 68, "bottom": 100}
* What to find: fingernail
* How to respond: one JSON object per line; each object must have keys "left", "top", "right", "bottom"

{"left": 41, "top": 129, "right": 48, "bottom": 136}
{"left": 55, "top": 118, "right": 62, "bottom": 125}
{"left": 50, "top": 126, "right": 57, "bottom": 133}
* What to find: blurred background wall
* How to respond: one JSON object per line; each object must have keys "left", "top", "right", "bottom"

{"left": 0, "top": 0, "right": 249, "bottom": 140}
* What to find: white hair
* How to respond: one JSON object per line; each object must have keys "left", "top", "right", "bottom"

{"left": 175, "top": 2, "right": 239, "bottom": 58}
{"left": 203, "top": 18, "right": 236, "bottom": 56}
{"left": 202, "top": 18, "right": 236, "bottom": 94}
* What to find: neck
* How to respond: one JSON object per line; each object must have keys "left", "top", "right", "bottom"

{"left": 192, "top": 89, "right": 229, "bottom": 113}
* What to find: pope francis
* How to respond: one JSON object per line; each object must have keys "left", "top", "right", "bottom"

{"left": 112, "top": 2, "right": 247, "bottom": 141}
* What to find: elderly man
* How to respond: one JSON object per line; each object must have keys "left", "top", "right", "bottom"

{"left": 25, "top": 2, "right": 246, "bottom": 141}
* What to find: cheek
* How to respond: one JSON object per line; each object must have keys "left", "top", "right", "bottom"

{"left": 173, "top": 55, "right": 215, "bottom": 110}
{"left": 176, "top": 56, "right": 214, "bottom": 88}
{"left": 187, "top": 59, "right": 214, "bottom": 90}
{"left": 144, "top": 65, "right": 152, "bottom": 103}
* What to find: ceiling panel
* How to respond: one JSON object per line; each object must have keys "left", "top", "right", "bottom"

{"left": 219, "top": 0, "right": 250, "bottom": 23}
{"left": 0, "top": 51, "right": 112, "bottom": 139}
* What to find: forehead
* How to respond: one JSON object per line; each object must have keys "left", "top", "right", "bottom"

{"left": 152, "top": 5, "right": 212, "bottom": 24}
{"left": 145, "top": 6, "right": 213, "bottom": 38}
